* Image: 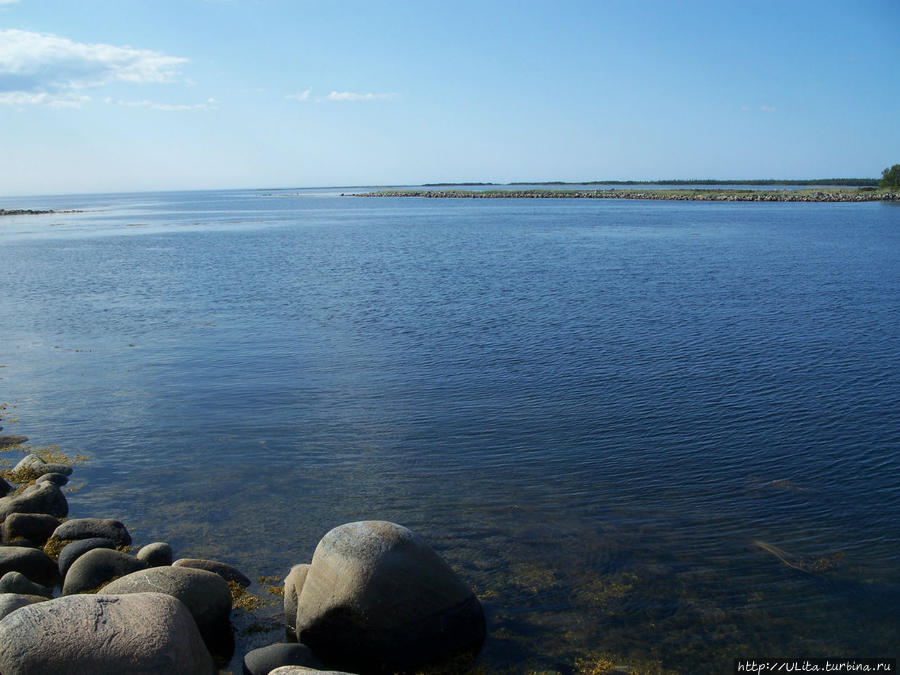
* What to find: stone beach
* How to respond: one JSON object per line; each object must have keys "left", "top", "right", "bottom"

{"left": 0, "top": 425, "right": 486, "bottom": 674}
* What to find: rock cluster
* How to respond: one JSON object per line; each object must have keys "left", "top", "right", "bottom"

{"left": 0, "top": 438, "right": 486, "bottom": 673}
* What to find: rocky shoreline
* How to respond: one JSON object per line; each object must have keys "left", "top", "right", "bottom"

{"left": 352, "top": 188, "right": 900, "bottom": 202}
{"left": 0, "top": 209, "right": 57, "bottom": 217}
{"left": 0, "top": 424, "right": 486, "bottom": 674}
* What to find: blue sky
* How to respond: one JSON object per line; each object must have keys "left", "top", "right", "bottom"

{"left": 1, "top": 0, "right": 898, "bottom": 195}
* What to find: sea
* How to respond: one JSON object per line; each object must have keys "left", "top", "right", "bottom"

{"left": 1, "top": 187, "right": 898, "bottom": 673}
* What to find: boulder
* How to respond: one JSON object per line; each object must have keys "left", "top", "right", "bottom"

{"left": 0, "top": 482, "right": 68, "bottom": 523}
{"left": 52, "top": 517, "right": 131, "bottom": 546}
{"left": 2, "top": 512, "right": 60, "bottom": 546}
{"left": 269, "top": 668, "right": 355, "bottom": 675}
{"left": 0, "top": 593, "right": 46, "bottom": 621}
{"left": 242, "top": 642, "right": 324, "bottom": 675}
{"left": 13, "top": 453, "right": 73, "bottom": 477}
{"left": 103, "top": 565, "right": 233, "bottom": 646}
{"left": 62, "top": 548, "right": 147, "bottom": 595}
{"left": 58, "top": 537, "right": 116, "bottom": 577}
{"left": 174, "top": 557, "right": 251, "bottom": 586}
{"left": 283, "top": 564, "right": 310, "bottom": 632}
{"left": 0, "top": 545, "right": 60, "bottom": 586}
{"left": 294, "top": 521, "right": 486, "bottom": 673}
{"left": 136, "top": 542, "right": 173, "bottom": 567}
{"left": 36, "top": 472, "right": 69, "bottom": 487}
{"left": 0, "top": 592, "right": 217, "bottom": 674}
{"left": 0, "top": 571, "right": 52, "bottom": 597}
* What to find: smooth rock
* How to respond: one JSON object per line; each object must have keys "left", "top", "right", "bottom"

{"left": 283, "top": 564, "right": 309, "bottom": 632}
{"left": 13, "top": 453, "right": 73, "bottom": 477}
{"left": 174, "top": 557, "right": 251, "bottom": 586}
{"left": 36, "top": 472, "right": 69, "bottom": 486}
{"left": 295, "top": 521, "right": 486, "bottom": 673}
{"left": 2, "top": 512, "right": 60, "bottom": 546}
{"left": 58, "top": 537, "right": 116, "bottom": 577}
{"left": 0, "top": 571, "right": 52, "bottom": 597}
{"left": 136, "top": 542, "right": 173, "bottom": 567}
{"left": 0, "top": 481, "right": 68, "bottom": 523}
{"left": 62, "top": 547, "right": 147, "bottom": 595}
{"left": 0, "top": 545, "right": 60, "bottom": 586}
{"left": 52, "top": 517, "right": 131, "bottom": 546}
{"left": 0, "top": 593, "right": 46, "bottom": 620}
{"left": 0, "top": 592, "right": 217, "bottom": 674}
{"left": 103, "top": 565, "right": 233, "bottom": 645}
{"left": 269, "top": 668, "right": 355, "bottom": 675}
{"left": 0, "top": 435, "right": 28, "bottom": 449}
{"left": 242, "top": 642, "right": 325, "bottom": 675}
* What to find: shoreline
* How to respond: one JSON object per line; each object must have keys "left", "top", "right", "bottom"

{"left": 352, "top": 188, "right": 900, "bottom": 202}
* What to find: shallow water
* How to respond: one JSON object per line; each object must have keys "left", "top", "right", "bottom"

{"left": 1, "top": 189, "right": 899, "bottom": 672}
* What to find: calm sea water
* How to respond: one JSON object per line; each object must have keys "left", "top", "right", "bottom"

{"left": 1, "top": 189, "right": 898, "bottom": 672}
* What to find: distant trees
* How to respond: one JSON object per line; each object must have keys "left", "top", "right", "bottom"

{"left": 879, "top": 164, "right": 900, "bottom": 189}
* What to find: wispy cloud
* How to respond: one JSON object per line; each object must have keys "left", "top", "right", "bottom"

{"left": 285, "top": 87, "right": 395, "bottom": 103}
{"left": 0, "top": 28, "right": 188, "bottom": 107}
{"left": 105, "top": 96, "right": 220, "bottom": 111}
{"left": 760, "top": 105, "right": 776, "bottom": 112}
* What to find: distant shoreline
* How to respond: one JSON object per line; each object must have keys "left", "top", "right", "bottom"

{"left": 353, "top": 188, "right": 900, "bottom": 202}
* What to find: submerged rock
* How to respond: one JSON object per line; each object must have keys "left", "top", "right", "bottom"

{"left": 52, "top": 517, "right": 132, "bottom": 547}
{"left": 0, "top": 592, "right": 217, "bottom": 674}
{"left": 174, "top": 558, "right": 251, "bottom": 587}
{"left": 0, "top": 435, "right": 28, "bottom": 449}
{"left": 294, "top": 521, "right": 486, "bottom": 673}
{"left": 62, "top": 548, "right": 147, "bottom": 595}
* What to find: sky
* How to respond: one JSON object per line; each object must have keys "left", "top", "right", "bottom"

{"left": 1, "top": 0, "right": 898, "bottom": 196}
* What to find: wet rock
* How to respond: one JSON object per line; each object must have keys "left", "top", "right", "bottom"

{"left": 0, "top": 481, "right": 68, "bottom": 522}
{"left": 13, "top": 453, "right": 73, "bottom": 477}
{"left": 283, "top": 564, "right": 309, "bottom": 633}
{"left": 2, "top": 512, "right": 60, "bottom": 546}
{"left": 52, "top": 517, "right": 131, "bottom": 547}
{"left": 0, "top": 592, "right": 217, "bottom": 674}
{"left": 36, "top": 472, "right": 69, "bottom": 487}
{"left": 242, "top": 642, "right": 325, "bottom": 674}
{"left": 0, "top": 593, "right": 47, "bottom": 620}
{"left": 103, "top": 565, "right": 233, "bottom": 648}
{"left": 0, "top": 435, "right": 28, "bottom": 449}
{"left": 0, "top": 545, "right": 60, "bottom": 586}
{"left": 136, "top": 542, "right": 173, "bottom": 567}
{"left": 173, "top": 557, "right": 251, "bottom": 587}
{"left": 294, "top": 521, "right": 486, "bottom": 673}
{"left": 58, "top": 537, "right": 116, "bottom": 578}
{"left": 0, "top": 571, "right": 52, "bottom": 597}
{"left": 62, "top": 547, "right": 147, "bottom": 595}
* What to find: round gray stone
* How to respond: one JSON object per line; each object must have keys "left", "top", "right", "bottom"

{"left": 0, "top": 482, "right": 68, "bottom": 523}
{"left": 0, "top": 592, "right": 217, "bottom": 674}
{"left": 52, "top": 517, "right": 131, "bottom": 546}
{"left": 243, "top": 642, "right": 324, "bottom": 675}
{"left": 0, "top": 545, "right": 60, "bottom": 586}
{"left": 295, "top": 521, "right": 486, "bottom": 673}
{"left": 62, "top": 547, "right": 147, "bottom": 595}
{"left": 0, "top": 593, "right": 47, "bottom": 621}
{"left": 2, "top": 512, "right": 60, "bottom": 546}
{"left": 13, "top": 453, "right": 74, "bottom": 478}
{"left": 58, "top": 537, "right": 116, "bottom": 577}
{"left": 173, "top": 557, "right": 251, "bottom": 586}
{"left": 136, "top": 542, "right": 173, "bottom": 567}
{"left": 0, "top": 571, "right": 52, "bottom": 597}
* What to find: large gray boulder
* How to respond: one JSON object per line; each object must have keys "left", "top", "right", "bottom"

{"left": 174, "top": 557, "right": 251, "bottom": 586}
{"left": 62, "top": 547, "right": 147, "bottom": 595}
{"left": 0, "top": 593, "right": 46, "bottom": 620}
{"left": 103, "top": 565, "right": 233, "bottom": 645}
{"left": 0, "top": 482, "right": 68, "bottom": 523}
{"left": 294, "top": 521, "right": 486, "bottom": 673}
{"left": 0, "top": 545, "right": 60, "bottom": 586}
{"left": 2, "top": 512, "right": 60, "bottom": 546}
{"left": 283, "top": 564, "right": 309, "bottom": 632}
{"left": 58, "top": 537, "right": 117, "bottom": 577}
{"left": 242, "top": 642, "right": 324, "bottom": 675}
{"left": 52, "top": 517, "right": 131, "bottom": 546}
{"left": 0, "top": 592, "right": 216, "bottom": 674}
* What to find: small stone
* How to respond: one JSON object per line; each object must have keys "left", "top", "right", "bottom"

{"left": 0, "top": 593, "right": 47, "bottom": 620}
{"left": 1, "top": 513, "right": 60, "bottom": 546}
{"left": 136, "top": 542, "right": 173, "bottom": 567}
{"left": 58, "top": 537, "right": 116, "bottom": 578}
{"left": 0, "top": 545, "right": 60, "bottom": 586}
{"left": 62, "top": 548, "right": 147, "bottom": 595}
{"left": 52, "top": 517, "right": 131, "bottom": 547}
{"left": 0, "top": 571, "right": 52, "bottom": 597}
{"left": 242, "top": 642, "right": 325, "bottom": 675}
{"left": 173, "top": 558, "right": 251, "bottom": 587}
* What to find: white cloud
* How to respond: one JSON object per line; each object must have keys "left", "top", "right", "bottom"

{"left": 285, "top": 88, "right": 394, "bottom": 103}
{"left": 105, "top": 96, "right": 219, "bottom": 111}
{"left": 285, "top": 87, "right": 311, "bottom": 101}
{"left": 0, "top": 29, "right": 188, "bottom": 106}
{"left": 760, "top": 105, "right": 776, "bottom": 112}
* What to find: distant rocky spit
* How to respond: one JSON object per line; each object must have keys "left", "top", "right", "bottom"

{"left": 0, "top": 209, "right": 84, "bottom": 217}
{"left": 0, "top": 429, "right": 486, "bottom": 674}
{"left": 354, "top": 188, "right": 900, "bottom": 202}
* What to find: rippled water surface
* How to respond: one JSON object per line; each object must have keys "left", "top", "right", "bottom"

{"left": 1, "top": 189, "right": 899, "bottom": 672}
